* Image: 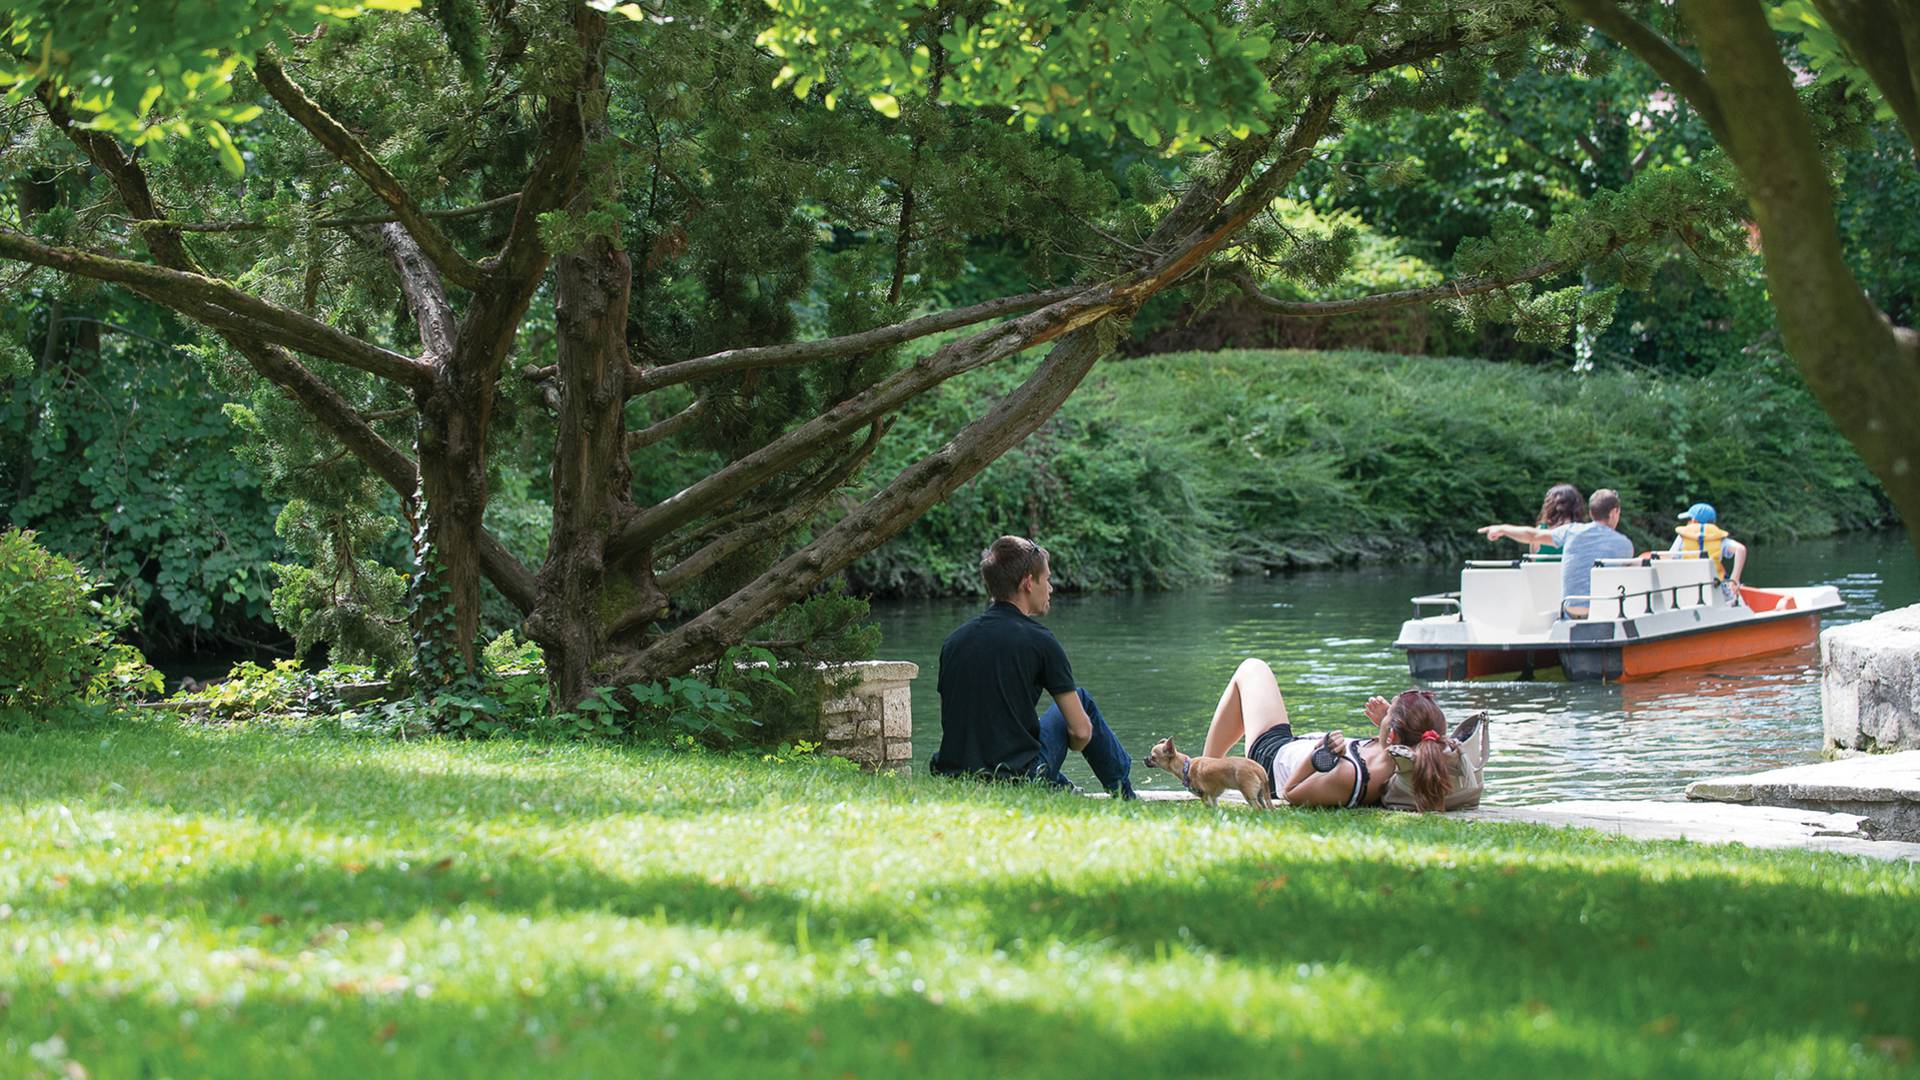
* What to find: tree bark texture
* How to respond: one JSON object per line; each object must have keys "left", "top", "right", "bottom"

{"left": 526, "top": 237, "right": 661, "bottom": 706}
{"left": 1641, "top": 0, "right": 1920, "bottom": 553}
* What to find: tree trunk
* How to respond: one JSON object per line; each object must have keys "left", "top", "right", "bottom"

{"left": 527, "top": 236, "right": 661, "bottom": 705}
{"left": 412, "top": 379, "right": 490, "bottom": 679}
{"left": 1680, "top": 0, "right": 1920, "bottom": 554}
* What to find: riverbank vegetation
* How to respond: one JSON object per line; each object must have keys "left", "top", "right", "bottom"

{"left": 3, "top": 719, "right": 1915, "bottom": 1078}
{"left": 851, "top": 349, "right": 1891, "bottom": 595}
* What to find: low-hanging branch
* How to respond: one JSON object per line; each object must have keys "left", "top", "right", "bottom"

{"left": 617, "top": 97, "right": 1339, "bottom": 564}
{"left": 254, "top": 51, "right": 489, "bottom": 291}
{"left": 625, "top": 284, "right": 1084, "bottom": 396}
{"left": 129, "top": 192, "right": 524, "bottom": 235}
{"left": 0, "top": 229, "right": 433, "bottom": 388}
{"left": 654, "top": 419, "right": 892, "bottom": 598}
{"left": 611, "top": 286, "right": 1121, "bottom": 557}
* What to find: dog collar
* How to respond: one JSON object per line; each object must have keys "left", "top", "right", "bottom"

{"left": 1181, "top": 757, "right": 1199, "bottom": 794}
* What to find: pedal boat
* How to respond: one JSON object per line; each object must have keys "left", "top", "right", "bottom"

{"left": 1393, "top": 552, "right": 1843, "bottom": 682}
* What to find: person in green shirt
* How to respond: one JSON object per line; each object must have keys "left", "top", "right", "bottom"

{"left": 1482, "top": 483, "right": 1586, "bottom": 556}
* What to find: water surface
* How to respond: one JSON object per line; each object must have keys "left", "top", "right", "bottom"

{"left": 869, "top": 531, "right": 1918, "bottom": 803}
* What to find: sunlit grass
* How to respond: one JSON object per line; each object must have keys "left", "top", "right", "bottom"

{"left": 2, "top": 719, "right": 1917, "bottom": 1077}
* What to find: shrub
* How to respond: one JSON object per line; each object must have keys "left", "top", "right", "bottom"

{"left": 848, "top": 349, "right": 1891, "bottom": 594}
{"left": 0, "top": 528, "right": 157, "bottom": 724}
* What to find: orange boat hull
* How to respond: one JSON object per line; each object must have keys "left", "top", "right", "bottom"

{"left": 1617, "top": 610, "right": 1822, "bottom": 678}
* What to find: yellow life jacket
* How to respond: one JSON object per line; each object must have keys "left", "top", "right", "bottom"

{"left": 1674, "top": 522, "right": 1729, "bottom": 579}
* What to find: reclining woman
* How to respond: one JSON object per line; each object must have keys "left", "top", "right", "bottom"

{"left": 1198, "top": 658, "right": 1455, "bottom": 812}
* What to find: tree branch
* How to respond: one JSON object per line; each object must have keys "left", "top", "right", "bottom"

{"left": 1563, "top": 0, "right": 1731, "bottom": 145}
{"left": 374, "top": 222, "right": 457, "bottom": 362}
{"left": 129, "top": 193, "right": 524, "bottom": 234}
{"left": 253, "top": 50, "right": 489, "bottom": 291}
{"left": 625, "top": 397, "right": 706, "bottom": 453}
{"left": 1813, "top": 0, "right": 1920, "bottom": 154}
{"left": 0, "top": 229, "right": 434, "bottom": 388}
{"left": 626, "top": 285, "right": 1082, "bottom": 396}
{"left": 622, "top": 327, "right": 1109, "bottom": 681}
{"left": 654, "top": 419, "right": 890, "bottom": 598}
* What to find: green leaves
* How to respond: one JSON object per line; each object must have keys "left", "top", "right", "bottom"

{"left": 757, "top": 0, "right": 1279, "bottom": 152}
{"left": 0, "top": 0, "right": 421, "bottom": 166}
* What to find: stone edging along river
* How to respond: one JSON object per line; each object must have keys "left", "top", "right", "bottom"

{"left": 867, "top": 531, "right": 1919, "bottom": 804}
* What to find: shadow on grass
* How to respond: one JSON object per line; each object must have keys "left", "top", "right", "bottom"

{"left": 0, "top": 725, "right": 859, "bottom": 827}
{"left": 19, "top": 837, "right": 1920, "bottom": 1052}
{"left": 0, "top": 964, "right": 1772, "bottom": 1080}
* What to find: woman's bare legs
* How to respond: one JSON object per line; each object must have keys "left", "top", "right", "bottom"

{"left": 1201, "top": 658, "right": 1292, "bottom": 757}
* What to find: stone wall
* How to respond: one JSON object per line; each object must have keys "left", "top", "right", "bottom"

{"left": 818, "top": 660, "right": 918, "bottom": 770}
{"left": 1823, "top": 604, "right": 1920, "bottom": 753}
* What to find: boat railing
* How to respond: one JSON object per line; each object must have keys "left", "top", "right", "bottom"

{"left": 1560, "top": 578, "right": 1722, "bottom": 620}
{"left": 1410, "top": 592, "right": 1463, "bottom": 620}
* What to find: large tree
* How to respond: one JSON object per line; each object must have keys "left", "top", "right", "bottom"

{"left": 0, "top": 0, "right": 1720, "bottom": 705}
{"left": 1565, "top": 0, "right": 1920, "bottom": 553}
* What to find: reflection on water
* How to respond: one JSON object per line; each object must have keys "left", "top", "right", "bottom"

{"left": 869, "top": 531, "right": 1918, "bottom": 804}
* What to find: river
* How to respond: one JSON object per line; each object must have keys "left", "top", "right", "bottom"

{"left": 868, "top": 530, "right": 1918, "bottom": 803}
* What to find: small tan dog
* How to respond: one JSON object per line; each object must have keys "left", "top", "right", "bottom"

{"left": 1145, "top": 737, "right": 1273, "bottom": 808}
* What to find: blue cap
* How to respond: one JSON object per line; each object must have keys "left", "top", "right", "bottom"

{"left": 1678, "top": 502, "right": 1716, "bottom": 524}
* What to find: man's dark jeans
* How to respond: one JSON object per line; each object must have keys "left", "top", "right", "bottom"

{"left": 1036, "top": 688, "right": 1135, "bottom": 799}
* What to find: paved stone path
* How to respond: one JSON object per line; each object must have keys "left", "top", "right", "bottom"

{"left": 1125, "top": 789, "right": 1920, "bottom": 862}
{"left": 1685, "top": 750, "right": 1920, "bottom": 842}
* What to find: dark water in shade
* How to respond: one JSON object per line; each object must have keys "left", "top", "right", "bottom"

{"left": 868, "top": 531, "right": 1919, "bottom": 804}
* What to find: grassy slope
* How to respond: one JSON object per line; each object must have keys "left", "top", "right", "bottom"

{"left": 854, "top": 349, "right": 1890, "bottom": 594}
{"left": 2, "top": 722, "right": 1917, "bottom": 1079}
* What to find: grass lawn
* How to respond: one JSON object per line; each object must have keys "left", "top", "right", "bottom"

{"left": 2, "top": 720, "right": 1917, "bottom": 1078}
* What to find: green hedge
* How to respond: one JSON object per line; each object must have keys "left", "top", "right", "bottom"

{"left": 848, "top": 349, "right": 1891, "bottom": 595}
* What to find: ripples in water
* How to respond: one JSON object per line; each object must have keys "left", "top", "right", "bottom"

{"left": 869, "top": 532, "right": 1918, "bottom": 804}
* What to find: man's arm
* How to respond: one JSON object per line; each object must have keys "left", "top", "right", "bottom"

{"left": 1051, "top": 691, "right": 1092, "bottom": 751}
{"left": 1479, "top": 523, "right": 1554, "bottom": 547}
{"left": 1724, "top": 538, "right": 1748, "bottom": 586}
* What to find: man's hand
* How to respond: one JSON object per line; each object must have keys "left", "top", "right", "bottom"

{"left": 1053, "top": 690, "right": 1093, "bottom": 752}
{"left": 1477, "top": 524, "right": 1504, "bottom": 541}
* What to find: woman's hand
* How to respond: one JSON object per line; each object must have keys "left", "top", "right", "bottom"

{"left": 1364, "top": 696, "right": 1390, "bottom": 724}
{"left": 1322, "top": 730, "right": 1347, "bottom": 756}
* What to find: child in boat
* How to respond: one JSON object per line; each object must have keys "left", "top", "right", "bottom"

{"left": 1670, "top": 502, "right": 1747, "bottom": 602}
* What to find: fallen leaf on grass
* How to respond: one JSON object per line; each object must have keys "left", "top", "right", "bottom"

{"left": 1645, "top": 1015, "right": 1678, "bottom": 1035}
{"left": 1870, "top": 1036, "right": 1914, "bottom": 1063}
{"left": 257, "top": 913, "right": 284, "bottom": 926}
{"left": 1257, "top": 876, "right": 1289, "bottom": 892}
{"left": 427, "top": 857, "right": 453, "bottom": 874}
{"left": 373, "top": 1021, "right": 398, "bottom": 1044}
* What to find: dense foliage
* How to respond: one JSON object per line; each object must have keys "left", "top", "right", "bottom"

{"left": 0, "top": 528, "right": 158, "bottom": 724}
{"left": 850, "top": 349, "right": 1890, "bottom": 595}
{"left": 0, "top": 296, "right": 282, "bottom": 653}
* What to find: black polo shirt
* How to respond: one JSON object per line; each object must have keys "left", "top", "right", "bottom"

{"left": 930, "top": 601, "right": 1077, "bottom": 778}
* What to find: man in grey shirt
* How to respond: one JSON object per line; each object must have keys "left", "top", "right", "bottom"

{"left": 1479, "top": 488, "right": 1634, "bottom": 617}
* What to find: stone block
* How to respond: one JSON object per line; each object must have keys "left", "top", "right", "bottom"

{"left": 1823, "top": 605, "right": 1920, "bottom": 752}
{"left": 1685, "top": 751, "right": 1920, "bottom": 841}
{"left": 768, "top": 660, "right": 919, "bottom": 770}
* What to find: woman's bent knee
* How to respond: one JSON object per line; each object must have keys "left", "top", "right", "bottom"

{"left": 1236, "top": 657, "right": 1273, "bottom": 680}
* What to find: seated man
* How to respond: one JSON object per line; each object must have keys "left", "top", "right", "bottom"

{"left": 929, "top": 536, "right": 1135, "bottom": 798}
{"left": 1670, "top": 501, "right": 1747, "bottom": 603}
{"left": 1478, "top": 487, "right": 1634, "bottom": 617}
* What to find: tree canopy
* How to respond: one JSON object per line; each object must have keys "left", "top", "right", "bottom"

{"left": 0, "top": 0, "right": 1874, "bottom": 709}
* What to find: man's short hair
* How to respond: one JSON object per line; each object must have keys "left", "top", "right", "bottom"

{"left": 1589, "top": 488, "right": 1622, "bottom": 521}
{"left": 981, "top": 536, "right": 1048, "bottom": 601}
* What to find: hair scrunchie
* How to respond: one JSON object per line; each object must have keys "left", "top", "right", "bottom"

{"left": 1420, "top": 729, "right": 1441, "bottom": 743}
